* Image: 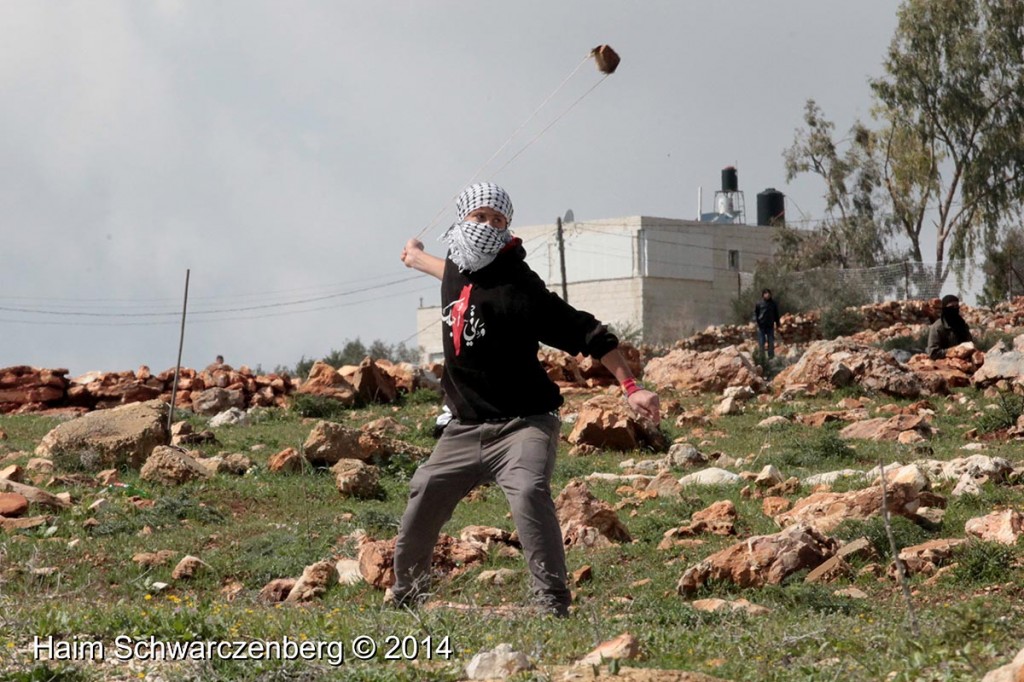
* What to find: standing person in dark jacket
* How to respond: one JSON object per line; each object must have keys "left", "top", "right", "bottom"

{"left": 754, "top": 288, "right": 781, "bottom": 358}
{"left": 396, "top": 182, "right": 660, "bottom": 616}
{"left": 926, "top": 294, "right": 973, "bottom": 359}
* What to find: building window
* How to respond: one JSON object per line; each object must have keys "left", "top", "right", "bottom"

{"left": 728, "top": 250, "right": 740, "bottom": 270}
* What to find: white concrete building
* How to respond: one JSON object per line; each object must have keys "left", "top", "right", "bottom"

{"left": 416, "top": 216, "right": 777, "bottom": 363}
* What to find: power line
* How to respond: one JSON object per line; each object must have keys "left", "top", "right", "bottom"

{"left": 0, "top": 231, "right": 552, "bottom": 331}
{"left": 186, "top": 281, "right": 439, "bottom": 324}
{"left": 554, "top": 223, "right": 772, "bottom": 275}
{"left": 546, "top": 219, "right": 809, "bottom": 259}
{"left": 0, "top": 270, "right": 424, "bottom": 306}
{"left": 0, "top": 275, "right": 425, "bottom": 318}
{"left": 0, "top": 231, "right": 549, "bottom": 314}
{"left": 567, "top": 222, "right": 981, "bottom": 271}
{"left": 0, "top": 279, "right": 437, "bottom": 327}
{"left": 398, "top": 316, "right": 442, "bottom": 346}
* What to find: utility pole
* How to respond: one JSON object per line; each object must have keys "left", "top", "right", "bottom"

{"left": 556, "top": 216, "right": 568, "bottom": 302}
{"left": 167, "top": 269, "right": 191, "bottom": 435}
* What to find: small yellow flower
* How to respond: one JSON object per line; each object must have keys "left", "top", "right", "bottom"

{"left": 144, "top": 594, "right": 152, "bottom": 601}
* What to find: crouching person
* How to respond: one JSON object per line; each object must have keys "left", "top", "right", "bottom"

{"left": 926, "top": 294, "right": 973, "bottom": 359}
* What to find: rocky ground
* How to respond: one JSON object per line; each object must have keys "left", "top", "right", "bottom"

{"left": 1, "top": 297, "right": 1024, "bottom": 681}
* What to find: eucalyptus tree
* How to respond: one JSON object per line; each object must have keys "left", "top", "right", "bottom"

{"left": 871, "top": 0, "right": 1024, "bottom": 288}
{"left": 785, "top": 0, "right": 1024, "bottom": 296}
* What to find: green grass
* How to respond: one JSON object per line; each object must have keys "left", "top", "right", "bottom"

{"left": 776, "top": 428, "right": 863, "bottom": 470}
{"left": 878, "top": 331, "right": 929, "bottom": 353}
{"left": 289, "top": 394, "right": 351, "bottom": 421}
{"left": 950, "top": 540, "right": 1022, "bottom": 586}
{"left": 2, "top": 389, "right": 1024, "bottom": 681}
{"left": 975, "top": 391, "right": 1024, "bottom": 434}
{"left": 832, "top": 515, "right": 934, "bottom": 556}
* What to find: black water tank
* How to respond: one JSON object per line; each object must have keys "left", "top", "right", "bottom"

{"left": 757, "top": 188, "right": 785, "bottom": 226}
{"left": 721, "top": 166, "right": 738, "bottom": 192}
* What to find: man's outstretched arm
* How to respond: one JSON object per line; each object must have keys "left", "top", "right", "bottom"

{"left": 401, "top": 238, "right": 445, "bottom": 280}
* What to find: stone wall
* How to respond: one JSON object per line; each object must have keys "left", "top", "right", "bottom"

{"left": 0, "top": 364, "right": 295, "bottom": 415}
{"left": 669, "top": 298, "right": 979, "bottom": 353}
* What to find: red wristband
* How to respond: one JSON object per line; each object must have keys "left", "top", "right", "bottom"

{"left": 622, "top": 378, "right": 643, "bottom": 397}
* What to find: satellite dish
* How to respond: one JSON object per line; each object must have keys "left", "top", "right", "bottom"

{"left": 563, "top": 209, "right": 575, "bottom": 223}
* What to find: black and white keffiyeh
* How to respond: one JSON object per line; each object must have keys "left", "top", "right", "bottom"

{"left": 441, "top": 221, "right": 514, "bottom": 273}
{"left": 455, "top": 182, "right": 514, "bottom": 223}
{"left": 441, "top": 183, "right": 516, "bottom": 272}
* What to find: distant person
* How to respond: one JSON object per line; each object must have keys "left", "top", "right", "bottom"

{"left": 205, "top": 355, "right": 226, "bottom": 372}
{"left": 926, "top": 295, "right": 973, "bottom": 359}
{"left": 754, "top": 288, "right": 781, "bottom": 358}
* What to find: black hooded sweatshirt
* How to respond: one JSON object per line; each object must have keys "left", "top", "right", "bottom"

{"left": 440, "top": 243, "right": 619, "bottom": 422}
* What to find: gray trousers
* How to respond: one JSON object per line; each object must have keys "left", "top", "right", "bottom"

{"left": 391, "top": 413, "right": 570, "bottom": 611}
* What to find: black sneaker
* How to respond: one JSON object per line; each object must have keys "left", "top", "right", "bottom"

{"left": 532, "top": 598, "right": 570, "bottom": 618}
{"left": 383, "top": 587, "right": 425, "bottom": 610}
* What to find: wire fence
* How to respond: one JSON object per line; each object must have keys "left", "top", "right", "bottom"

{"left": 738, "top": 259, "right": 974, "bottom": 309}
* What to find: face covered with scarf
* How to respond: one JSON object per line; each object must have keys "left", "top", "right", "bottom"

{"left": 941, "top": 295, "right": 971, "bottom": 340}
{"left": 441, "top": 183, "right": 515, "bottom": 273}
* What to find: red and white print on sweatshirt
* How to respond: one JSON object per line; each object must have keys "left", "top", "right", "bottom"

{"left": 441, "top": 284, "right": 485, "bottom": 356}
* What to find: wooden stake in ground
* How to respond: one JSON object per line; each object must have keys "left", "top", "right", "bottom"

{"left": 167, "top": 269, "right": 191, "bottom": 435}
{"left": 878, "top": 457, "right": 921, "bottom": 639}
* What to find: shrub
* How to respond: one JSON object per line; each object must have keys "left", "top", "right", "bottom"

{"left": 246, "top": 406, "right": 286, "bottom": 424}
{"left": 973, "top": 329, "right": 1019, "bottom": 353}
{"left": 951, "top": 540, "right": 1020, "bottom": 586}
{"left": 831, "top": 515, "right": 932, "bottom": 557}
{"left": 943, "top": 485, "right": 1021, "bottom": 532}
{"left": 377, "top": 451, "right": 420, "bottom": 482}
{"left": 93, "top": 492, "right": 225, "bottom": 537}
{"left": 608, "top": 320, "right": 644, "bottom": 346}
{"left": 4, "top": 665, "right": 93, "bottom": 682}
{"left": 751, "top": 347, "right": 771, "bottom": 376}
{"left": 779, "top": 429, "right": 860, "bottom": 469}
{"left": 820, "top": 303, "right": 864, "bottom": 340}
{"left": 768, "top": 402, "right": 798, "bottom": 420}
{"left": 357, "top": 510, "right": 401, "bottom": 537}
{"left": 976, "top": 391, "right": 1024, "bottom": 434}
{"left": 401, "top": 388, "right": 442, "bottom": 406}
{"left": 879, "top": 331, "right": 929, "bottom": 353}
{"left": 290, "top": 393, "right": 350, "bottom": 420}
{"left": 750, "top": 347, "right": 789, "bottom": 381}
{"left": 758, "top": 581, "right": 859, "bottom": 615}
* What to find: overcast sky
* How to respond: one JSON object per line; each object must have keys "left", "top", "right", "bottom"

{"left": 0, "top": 1, "right": 903, "bottom": 376}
